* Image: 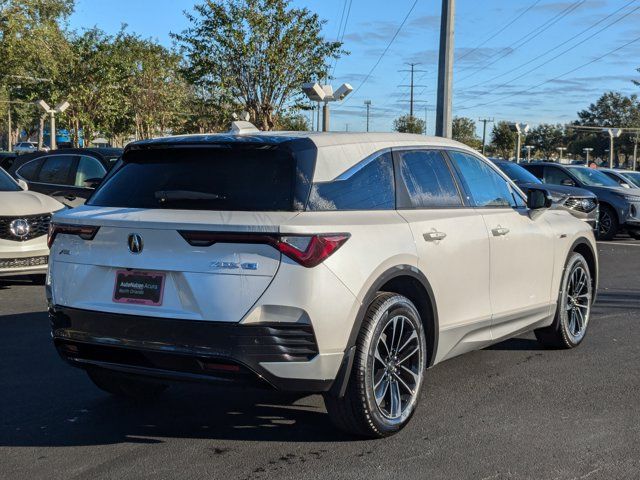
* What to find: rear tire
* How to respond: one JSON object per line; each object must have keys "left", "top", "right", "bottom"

{"left": 598, "top": 205, "right": 618, "bottom": 241}
{"left": 87, "top": 368, "right": 168, "bottom": 400}
{"left": 324, "top": 293, "right": 427, "bottom": 438}
{"left": 535, "top": 252, "right": 593, "bottom": 349}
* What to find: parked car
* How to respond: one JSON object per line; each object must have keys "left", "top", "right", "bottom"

{"left": 491, "top": 159, "right": 598, "bottom": 231}
{"left": 522, "top": 162, "right": 640, "bottom": 240}
{"left": 13, "top": 142, "right": 46, "bottom": 155}
{"left": 0, "top": 166, "right": 64, "bottom": 282}
{"left": 7, "top": 147, "right": 123, "bottom": 207}
{"left": 599, "top": 168, "right": 640, "bottom": 189}
{"left": 48, "top": 131, "right": 598, "bottom": 438}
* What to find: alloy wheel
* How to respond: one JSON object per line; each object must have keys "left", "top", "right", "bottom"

{"left": 564, "top": 264, "right": 591, "bottom": 342}
{"left": 599, "top": 210, "right": 612, "bottom": 237}
{"left": 371, "top": 315, "right": 423, "bottom": 420}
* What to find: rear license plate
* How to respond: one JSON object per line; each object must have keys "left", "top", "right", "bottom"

{"left": 113, "top": 270, "right": 165, "bottom": 306}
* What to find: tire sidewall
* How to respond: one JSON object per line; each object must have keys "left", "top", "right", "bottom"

{"left": 598, "top": 206, "right": 618, "bottom": 240}
{"left": 357, "top": 295, "right": 427, "bottom": 436}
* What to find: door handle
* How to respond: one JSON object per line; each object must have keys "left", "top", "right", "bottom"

{"left": 423, "top": 231, "right": 447, "bottom": 242}
{"left": 491, "top": 226, "right": 510, "bottom": 236}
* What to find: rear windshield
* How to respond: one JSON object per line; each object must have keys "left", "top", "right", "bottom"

{"left": 89, "top": 146, "right": 306, "bottom": 211}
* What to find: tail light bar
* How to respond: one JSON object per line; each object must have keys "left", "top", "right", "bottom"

{"left": 179, "top": 231, "right": 350, "bottom": 268}
{"left": 48, "top": 223, "right": 100, "bottom": 249}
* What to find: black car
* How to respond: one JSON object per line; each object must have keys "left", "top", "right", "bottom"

{"left": 7, "top": 148, "right": 123, "bottom": 207}
{"left": 491, "top": 159, "right": 599, "bottom": 231}
{"left": 522, "top": 162, "right": 640, "bottom": 240}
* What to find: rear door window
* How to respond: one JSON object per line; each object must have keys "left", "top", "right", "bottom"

{"left": 397, "top": 149, "right": 462, "bottom": 208}
{"left": 306, "top": 151, "right": 395, "bottom": 211}
{"left": 90, "top": 146, "right": 304, "bottom": 211}
{"left": 543, "top": 166, "right": 574, "bottom": 186}
{"left": 16, "top": 158, "right": 43, "bottom": 181}
{"left": 37, "top": 155, "right": 74, "bottom": 185}
{"left": 75, "top": 156, "right": 107, "bottom": 187}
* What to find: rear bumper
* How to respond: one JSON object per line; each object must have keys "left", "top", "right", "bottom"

{"left": 50, "top": 306, "right": 339, "bottom": 392}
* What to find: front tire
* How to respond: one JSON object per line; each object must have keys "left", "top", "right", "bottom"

{"left": 87, "top": 368, "right": 168, "bottom": 401}
{"left": 535, "top": 252, "right": 593, "bottom": 349}
{"left": 324, "top": 293, "right": 427, "bottom": 438}
{"left": 598, "top": 205, "right": 618, "bottom": 240}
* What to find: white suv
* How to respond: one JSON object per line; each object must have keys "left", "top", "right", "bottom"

{"left": 48, "top": 131, "right": 598, "bottom": 437}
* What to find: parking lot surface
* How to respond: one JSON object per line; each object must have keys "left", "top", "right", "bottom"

{"left": 1, "top": 242, "right": 639, "bottom": 480}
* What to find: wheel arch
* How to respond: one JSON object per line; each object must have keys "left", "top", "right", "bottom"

{"left": 570, "top": 237, "right": 598, "bottom": 303}
{"left": 330, "top": 265, "right": 439, "bottom": 398}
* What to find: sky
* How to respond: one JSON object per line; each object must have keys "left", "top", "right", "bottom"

{"left": 68, "top": 0, "right": 640, "bottom": 135}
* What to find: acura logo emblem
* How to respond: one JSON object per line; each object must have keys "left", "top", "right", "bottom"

{"left": 128, "top": 233, "right": 143, "bottom": 254}
{"left": 9, "top": 219, "right": 30, "bottom": 239}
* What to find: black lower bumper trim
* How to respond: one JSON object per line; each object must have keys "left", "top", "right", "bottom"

{"left": 50, "top": 306, "right": 332, "bottom": 393}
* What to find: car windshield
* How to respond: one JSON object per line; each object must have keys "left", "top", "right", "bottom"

{"left": 620, "top": 171, "right": 640, "bottom": 187}
{"left": 0, "top": 168, "right": 20, "bottom": 192}
{"left": 495, "top": 161, "right": 542, "bottom": 185}
{"left": 567, "top": 167, "right": 619, "bottom": 187}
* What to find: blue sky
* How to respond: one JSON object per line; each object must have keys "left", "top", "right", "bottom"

{"left": 68, "top": 0, "right": 640, "bottom": 135}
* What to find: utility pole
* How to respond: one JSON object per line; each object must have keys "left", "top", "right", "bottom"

{"left": 436, "top": 0, "right": 455, "bottom": 138}
{"left": 479, "top": 117, "right": 494, "bottom": 155}
{"left": 424, "top": 106, "right": 428, "bottom": 135}
{"left": 364, "top": 100, "right": 372, "bottom": 132}
{"left": 399, "top": 63, "right": 427, "bottom": 118}
{"left": 6, "top": 92, "right": 12, "bottom": 152}
{"left": 633, "top": 133, "right": 638, "bottom": 171}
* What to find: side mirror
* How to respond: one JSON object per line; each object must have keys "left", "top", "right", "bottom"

{"left": 561, "top": 178, "right": 575, "bottom": 187}
{"left": 527, "top": 188, "right": 552, "bottom": 210}
{"left": 83, "top": 177, "right": 103, "bottom": 189}
{"left": 17, "top": 179, "right": 28, "bottom": 191}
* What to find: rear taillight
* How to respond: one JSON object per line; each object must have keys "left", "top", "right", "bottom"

{"left": 178, "top": 231, "right": 350, "bottom": 268}
{"left": 48, "top": 223, "right": 100, "bottom": 249}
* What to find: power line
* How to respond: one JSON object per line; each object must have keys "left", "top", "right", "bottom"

{"left": 331, "top": 0, "right": 354, "bottom": 78}
{"left": 456, "top": 0, "right": 587, "bottom": 82}
{"left": 456, "top": 34, "right": 640, "bottom": 112}
{"left": 341, "top": 0, "right": 419, "bottom": 106}
{"left": 459, "top": 1, "right": 638, "bottom": 94}
{"left": 456, "top": 0, "right": 543, "bottom": 62}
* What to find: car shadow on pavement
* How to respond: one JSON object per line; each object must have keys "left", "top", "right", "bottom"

{"left": 592, "top": 290, "right": 640, "bottom": 311}
{"left": 0, "top": 311, "right": 356, "bottom": 447}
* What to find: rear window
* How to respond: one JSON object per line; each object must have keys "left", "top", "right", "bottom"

{"left": 89, "top": 146, "right": 308, "bottom": 211}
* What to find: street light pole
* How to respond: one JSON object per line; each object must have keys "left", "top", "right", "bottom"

{"left": 364, "top": 100, "right": 371, "bottom": 132}
{"left": 435, "top": 0, "right": 455, "bottom": 138}
{"left": 583, "top": 147, "right": 593, "bottom": 164}
{"left": 557, "top": 147, "right": 567, "bottom": 163}
{"left": 524, "top": 145, "right": 534, "bottom": 162}
{"left": 36, "top": 100, "right": 70, "bottom": 150}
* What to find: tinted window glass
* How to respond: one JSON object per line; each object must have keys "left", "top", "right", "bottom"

{"left": 17, "top": 158, "right": 43, "bottom": 181}
{"left": 90, "top": 146, "right": 301, "bottom": 211}
{"left": 307, "top": 152, "right": 394, "bottom": 211}
{"left": 75, "top": 156, "right": 107, "bottom": 186}
{"left": 398, "top": 150, "right": 461, "bottom": 208}
{"left": 38, "top": 155, "right": 73, "bottom": 185}
{"left": 449, "top": 151, "right": 515, "bottom": 208}
{"left": 0, "top": 168, "right": 20, "bottom": 192}
{"left": 495, "top": 161, "right": 542, "bottom": 185}
{"left": 543, "top": 166, "right": 574, "bottom": 185}
{"left": 522, "top": 164, "right": 543, "bottom": 179}
{"left": 567, "top": 167, "right": 620, "bottom": 187}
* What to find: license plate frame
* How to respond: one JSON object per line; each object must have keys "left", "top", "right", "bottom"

{"left": 113, "top": 270, "right": 166, "bottom": 306}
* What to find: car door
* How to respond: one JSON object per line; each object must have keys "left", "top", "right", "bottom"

{"left": 447, "top": 151, "right": 556, "bottom": 339}
{"left": 394, "top": 148, "right": 493, "bottom": 361}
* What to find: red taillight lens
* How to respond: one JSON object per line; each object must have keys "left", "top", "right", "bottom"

{"left": 47, "top": 223, "right": 100, "bottom": 249}
{"left": 179, "top": 232, "right": 350, "bottom": 268}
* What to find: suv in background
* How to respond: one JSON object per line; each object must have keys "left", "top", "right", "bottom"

{"left": 8, "top": 148, "right": 123, "bottom": 207}
{"left": 48, "top": 131, "right": 597, "bottom": 437}
{"left": 522, "top": 162, "right": 640, "bottom": 240}
{"left": 491, "top": 159, "right": 598, "bottom": 231}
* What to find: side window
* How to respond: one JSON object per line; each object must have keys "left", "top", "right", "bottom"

{"left": 307, "top": 152, "right": 395, "bottom": 211}
{"left": 543, "top": 166, "right": 573, "bottom": 186}
{"left": 16, "top": 158, "right": 44, "bottom": 181}
{"left": 397, "top": 150, "right": 462, "bottom": 208}
{"left": 37, "top": 155, "right": 73, "bottom": 185}
{"left": 523, "top": 164, "right": 543, "bottom": 180}
{"left": 449, "top": 151, "right": 516, "bottom": 208}
{"left": 75, "top": 156, "right": 107, "bottom": 187}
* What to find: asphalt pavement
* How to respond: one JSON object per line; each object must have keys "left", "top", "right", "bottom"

{"left": 1, "top": 241, "right": 639, "bottom": 480}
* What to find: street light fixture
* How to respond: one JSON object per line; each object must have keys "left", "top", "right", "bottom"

{"left": 302, "top": 82, "right": 353, "bottom": 132}
{"left": 603, "top": 128, "right": 622, "bottom": 168}
{"left": 583, "top": 147, "right": 594, "bottom": 164}
{"left": 508, "top": 122, "right": 530, "bottom": 163}
{"left": 36, "top": 100, "right": 70, "bottom": 150}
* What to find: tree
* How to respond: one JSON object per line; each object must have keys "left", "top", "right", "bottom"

{"left": 393, "top": 115, "right": 425, "bottom": 134}
{"left": 173, "top": 0, "right": 344, "bottom": 131}
{"left": 491, "top": 121, "right": 516, "bottom": 159}
{"left": 275, "top": 112, "right": 310, "bottom": 131}
{"left": 452, "top": 116, "right": 481, "bottom": 150}
{"left": 527, "top": 123, "right": 565, "bottom": 159}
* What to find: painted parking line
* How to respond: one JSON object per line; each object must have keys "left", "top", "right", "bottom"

{"left": 597, "top": 241, "right": 640, "bottom": 247}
